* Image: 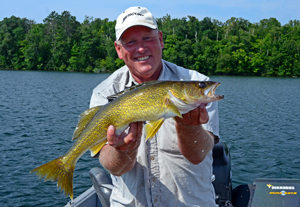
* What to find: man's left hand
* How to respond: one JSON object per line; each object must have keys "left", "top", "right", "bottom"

{"left": 175, "top": 104, "right": 209, "bottom": 126}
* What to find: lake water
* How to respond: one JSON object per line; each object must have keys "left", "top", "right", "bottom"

{"left": 0, "top": 70, "right": 299, "bottom": 206}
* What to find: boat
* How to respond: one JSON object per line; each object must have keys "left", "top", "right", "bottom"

{"left": 65, "top": 142, "right": 300, "bottom": 207}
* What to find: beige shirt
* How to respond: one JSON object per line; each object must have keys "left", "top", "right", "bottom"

{"left": 90, "top": 60, "right": 219, "bottom": 207}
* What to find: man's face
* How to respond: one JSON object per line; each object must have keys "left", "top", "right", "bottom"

{"left": 115, "top": 26, "right": 164, "bottom": 83}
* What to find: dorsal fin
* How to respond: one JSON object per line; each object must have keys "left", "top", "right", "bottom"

{"left": 107, "top": 81, "right": 159, "bottom": 101}
{"left": 72, "top": 106, "right": 102, "bottom": 141}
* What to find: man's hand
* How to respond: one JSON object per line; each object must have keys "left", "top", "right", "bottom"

{"left": 99, "top": 121, "right": 143, "bottom": 176}
{"left": 107, "top": 122, "right": 143, "bottom": 152}
{"left": 175, "top": 104, "right": 209, "bottom": 126}
{"left": 174, "top": 104, "right": 214, "bottom": 165}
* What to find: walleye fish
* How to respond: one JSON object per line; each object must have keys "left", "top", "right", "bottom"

{"left": 30, "top": 80, "right": 224, "bottom": 200}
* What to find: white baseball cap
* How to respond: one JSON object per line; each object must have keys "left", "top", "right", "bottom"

{"left": 115, "top": 6, "right": 158, "bottom": 40}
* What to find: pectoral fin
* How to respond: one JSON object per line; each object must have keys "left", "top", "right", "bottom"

{"left": 165, "top": 98, "right": 183, "bottom": 118}
{"left": 145, "top": 119, "right": 164, "bottom": 140}
{"left": 89, "top": 141, "right": 107, "bottom": 157}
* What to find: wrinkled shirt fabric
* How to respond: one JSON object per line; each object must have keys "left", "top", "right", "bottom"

{"left": 90, "top": 60, "right": 219, "bottom": 207}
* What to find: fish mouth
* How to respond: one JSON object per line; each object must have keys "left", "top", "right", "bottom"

{"left": 205, "top": 82, "right": 224, "bottom": 100}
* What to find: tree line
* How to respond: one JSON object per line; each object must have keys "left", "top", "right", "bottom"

{"left": 1, "top": 11, "right": 300, "bottom": 77}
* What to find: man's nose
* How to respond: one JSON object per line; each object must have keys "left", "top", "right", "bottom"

{"left": 136, "top": 41, "right": 146, "bottom": 52}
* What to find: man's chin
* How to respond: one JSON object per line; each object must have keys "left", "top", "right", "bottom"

{"left": 134, "top": 64, "right": 154, "bottom": 73}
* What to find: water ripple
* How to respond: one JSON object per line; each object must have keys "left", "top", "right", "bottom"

{"left": 0, "top": 71, "right": 109, "bottom": 207}
{"left": 213, "top": 76, "right": 300, "bottom": 188}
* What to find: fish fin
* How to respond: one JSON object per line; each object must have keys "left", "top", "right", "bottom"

{"left": 145, "top": 119, "right": 164, "bottom": 140}
{"left": 30, "top": 156, "right": 75, "bottom": 200}
{"left": 165, "top": 98, "right": 183, "bottom": 118}
{"left": 107, "top": 81, "right": 159, "bottom": 101}
{"left": 107, "top": 85, "right": 143, "bottom": 101}
{"left": 107, "top": 93, "right": 126, "bottom": 101}
{"left": 72, "top": 106, "right": 102, "bottom": 141}
{"left": 89, "top": 141, "right": 107, "bottom": 157}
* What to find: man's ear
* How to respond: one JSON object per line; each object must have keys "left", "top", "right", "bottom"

{"left": 158, "top": 31, "right": 164, "bottom": 49}
{"left": 114, "top": 41, "right": 123, "bottom": 59}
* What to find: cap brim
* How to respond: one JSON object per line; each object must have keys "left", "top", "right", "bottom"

{"left": 117, "top": 23, "right": 157, "bottom": 40}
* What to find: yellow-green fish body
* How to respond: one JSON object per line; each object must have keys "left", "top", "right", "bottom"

{"left": 30, "top": 80, "right": 224, "bottom": 200}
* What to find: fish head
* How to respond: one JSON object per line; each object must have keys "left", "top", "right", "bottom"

{"left": 182, "top": 81, "right": 224, "bottom": 104}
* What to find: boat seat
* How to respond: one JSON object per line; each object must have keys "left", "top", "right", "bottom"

{"left": 212, "top": 142, "right": 232, "bottom": 206}
{"left": 89, "top": 167, "right": 113, "bottom": 207}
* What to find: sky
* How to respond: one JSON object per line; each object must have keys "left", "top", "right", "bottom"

{"left": 1, "top": 0, "right": 299, "bottom": 25}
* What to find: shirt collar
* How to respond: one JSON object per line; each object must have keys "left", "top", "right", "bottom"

{"left": 158, "top": 60, "right": 173, "bottom": 81}
{"left": 125, "top": 66, "right": 139, "bottom": 88}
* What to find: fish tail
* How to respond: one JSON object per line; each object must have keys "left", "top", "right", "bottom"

{"left": 30, "top": 156, "right": 75, "bottom": 200}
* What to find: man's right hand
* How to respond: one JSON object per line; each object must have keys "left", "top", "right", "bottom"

{"left": 106, "top": 122, "right": 143, "bottom": 152}
{"left": 99, "top": 122, "right": 143, "bottom": 176}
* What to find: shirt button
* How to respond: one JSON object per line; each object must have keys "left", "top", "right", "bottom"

{"left": 151, "top": 156, "right": 155, "bottom": 160}
{"left": 152, "top": 177, "right": 156, "bottom": 181}
{"left": 154, "top": 198, "right": 157, "bottom": 202}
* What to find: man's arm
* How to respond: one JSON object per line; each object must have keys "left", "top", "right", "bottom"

{"left": 99, "top": 122, "right": 143, "bottom": 176}
{"left": 175, "top": 105, "right": 215, "bottom": 165}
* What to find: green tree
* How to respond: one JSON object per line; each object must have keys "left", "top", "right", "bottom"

{"left": 162, "top": 34, "right": 179, "bottom": 63}
{"left": 68, "top": 43, "right": 80, "bottom": 71}
{"left": 0, "top": 16, "right": 33, "bottom": 69}
{"left": 22, "top": 23, "right": 47, "bottom": 70}
{"left": 1, "top": 11, "right": 300, "bottom": 76}
{"left": 42, "top": 11, "right": 80, "bottom": 70}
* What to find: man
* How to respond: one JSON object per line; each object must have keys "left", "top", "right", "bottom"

{"left": 90, "top": 6, "right": 219, "bottom": 207}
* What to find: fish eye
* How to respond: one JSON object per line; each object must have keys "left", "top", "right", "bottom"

{"left": 198, "top": 82, "right": 207, "bottom": 88}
